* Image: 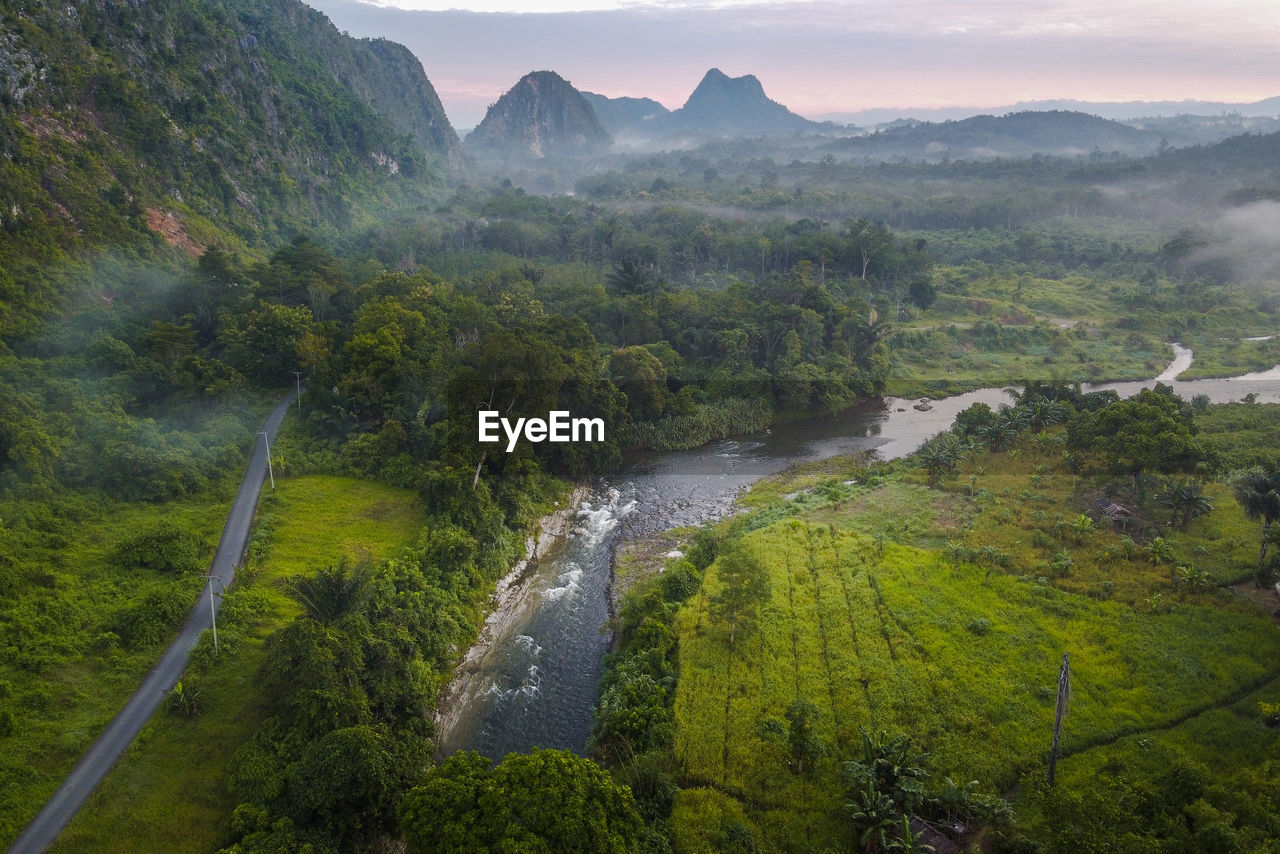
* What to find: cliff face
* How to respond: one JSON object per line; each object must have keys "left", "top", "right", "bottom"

{"left": 257, "top": 2, "right": 462, "bottom": 167}
{"left": 465, "top": 71, "right": 612, "bottom": 161}
{"left": 0, "top": 0, "right": 460, "bottom": 271}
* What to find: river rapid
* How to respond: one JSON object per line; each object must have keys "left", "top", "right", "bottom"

{"left": 434, "top": 346, "right": 1280, "bottom": 760}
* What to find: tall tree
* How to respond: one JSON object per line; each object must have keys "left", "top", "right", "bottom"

{"left": 1233, "top": 468, "right": 1280, "bottom": 582}
{"left": 1066, "top": 386, "right": 1203, "bottom": 496}
{"left": 707, "top": 542, "right": 770, "bottom": 648}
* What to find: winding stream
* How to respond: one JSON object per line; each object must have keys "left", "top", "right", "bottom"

{"left": 436, "top": 347, "right": 1280, "bottom": 760}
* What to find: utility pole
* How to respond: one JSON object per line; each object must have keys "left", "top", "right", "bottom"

{"left": 200, "top": 575, "right": 225, "bottom": 652}
{"left": 1048, "top": 652, "right": 1070, "bottom": 786}
{"left": 257, "top": 431, "right": 275, "bottom": 490}
{"left": 292, "top": 371, "right": 302, "bottom": 412}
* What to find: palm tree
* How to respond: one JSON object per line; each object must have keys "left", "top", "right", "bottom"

{"left": 1022, "top": 396, "right": 1069, "bottom": 432}
{"left": 916, "top": 435, "right": 962, "bottom": 488}
{"left": 1155, "top": 477, "right": 1215, "bottom": 529}
{"left": 978, "top": 419, "right": 1019, "bottom": 452}
{"left": 1233, "top": 468, "right": 1280, "bottom": 582}
{"left": 1145, "top": 536, "right": 1175, "bottom": 566}
{"left": 286, "top": 559, "right": 375, "bottom": 625}
{"left": 847, "top": 309, "right": 893, "bottom": 365}
{"left": 605, "top": 256, "right": 658, "bottom": 297}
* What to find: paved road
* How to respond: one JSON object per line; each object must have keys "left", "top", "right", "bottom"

{"left": 8, "top": 392, "right": 297, "bottom": 854}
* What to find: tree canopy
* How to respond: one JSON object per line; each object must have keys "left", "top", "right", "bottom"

{"left": 399, "top": 749, "right": 643, "bottom": 854}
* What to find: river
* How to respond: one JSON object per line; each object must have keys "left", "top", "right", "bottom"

{"left": 435, "top": 347, "right": 1280, "bottom": 760}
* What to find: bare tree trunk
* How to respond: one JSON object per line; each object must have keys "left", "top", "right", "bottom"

{"left": 1049, "top": 653, "right": 1070, "bottom": 786}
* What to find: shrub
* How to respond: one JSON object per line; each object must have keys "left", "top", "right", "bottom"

{"left": 114, "top": 524, "right": 208, "bottom": 574}
{"left": 110, "top": 584, "right": 193, "bottom": 649}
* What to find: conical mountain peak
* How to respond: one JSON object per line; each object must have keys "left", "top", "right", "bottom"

{"left": 466, "top": 70, "right": 612, "bottom": 160}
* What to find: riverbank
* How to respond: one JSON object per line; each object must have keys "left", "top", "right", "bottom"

{"left": 433, "top": 484, "right": 590, "bottom": 752}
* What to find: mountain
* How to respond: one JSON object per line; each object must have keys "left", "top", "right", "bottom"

{"left": 821, "top": 110, "right": 1160, "bottom": 161}
{"left": 654, "top": 68, "right": 825, "bottom": 137}
{"left": 818, "top": 95, "right": 1280, "bottom": 127}
{"left": 465, "top": 71, "right": 612, "bottom": 161}
{"left": 580, "top": 91, "right": 670, "bottom": 139}
{"left": 0, "top": 0, "right": 459, "bottom": 334}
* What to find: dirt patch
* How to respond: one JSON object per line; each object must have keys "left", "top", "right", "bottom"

{"left": 145, "top": 208, "right": 201, "bottom": 255}
{"left": 1231, "top": 581, "right": 1280, "bottom": 626}
{"left": 20, "top": 114, "right": 86, "bottom": 143}
{"left": 930, "top": 492, "right": 966, "bottom": 533}
{"left": 362, "top": 500, "right": 392, "bottom": 521}
{"left": 611, "top": 529, "right": 689, "bottom": 616}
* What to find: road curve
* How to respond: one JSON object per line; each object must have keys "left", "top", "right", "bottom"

{"left": 8, "top": 392, "right": 298, "bottom": 854}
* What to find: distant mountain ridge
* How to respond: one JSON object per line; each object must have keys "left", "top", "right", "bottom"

{"left": 466, "top": 71, "right": 611, "bottom": 161}
{"left": 820, "top": 110, "right": 1161, "bottom": 160}
{"left": 817, "top": 95, "right": 1280, "bottom": 127}
{"left": 580, "top": 91, "right": 670, "bottom": 138}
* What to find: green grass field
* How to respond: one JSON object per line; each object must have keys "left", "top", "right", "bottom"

{"left": 1179, "top": 333, "right": 1280, "bottom": 380}
{"left": 666, "top": 413, "right": 1280, "bottom": 851}
{"left": 671, "top": 519, "right": 1280, "bottom": 851}
{"left": 48, "top": 475, "right": 423, "bottom": 854}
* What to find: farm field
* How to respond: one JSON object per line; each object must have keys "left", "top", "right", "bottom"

{"left": 671, "top": 519, "right": 1280, "bottom": 851}
{"left": 655, "top": 408, "right": 1280, "bottom": 851}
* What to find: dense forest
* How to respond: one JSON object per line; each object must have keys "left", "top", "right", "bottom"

{"left": 2, "top": 0, "right": 1280, "bottom": 851}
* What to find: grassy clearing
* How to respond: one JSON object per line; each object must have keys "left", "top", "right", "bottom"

{"left": 886, "top": 270, "right": 1280, "bottom": 398}
{"left": 1018, "top": 676, "right": 1280, "bottom": 852}
{"left": 1178, "top": 333, "right": 1280, "bottom": 380}
{"left": 886, "top": 322, "right": 1167, "bottom": 398}
{"left": 49, "top": 475, "right": 423, "bottom": 854}
{"left": 918, "top": 434, "right": 1266, "bottom": 603}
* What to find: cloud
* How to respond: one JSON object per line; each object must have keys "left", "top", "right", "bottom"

{"left": 310, "top": 0, "right": 1280, "bottom": 127}
{"left": 1210, "top": 201, "right": 1280, "bottom": 284}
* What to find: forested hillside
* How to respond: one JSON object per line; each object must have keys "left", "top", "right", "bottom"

{"left": 0, "top": 0, "right": 458, "bottom": 336}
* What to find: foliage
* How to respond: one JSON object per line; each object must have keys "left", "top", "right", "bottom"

{"left": 786, "top": 699, "right": 826, "bottom": 777}
{"left": 915, "top": 434, "right": 964, "bottom": 488}
{"left": 50, "top": 476, "right": 423, "bottom": 854}
{"left": 1232, "top": 467, "right": 1280, "bottom": 580}
{"left": 666, "top": 476, "right": 1280, "bottom": 851}
{"left": 706, "top": 541, "right": 771, "bottom": 648}
{"left": 113, "top": 524, "right": 209, "bottom": 575}
{"left": 1155, "top": 477, "right": 1215, "bottom": 530}
{"left": 1066, "top": 385, "right": 1205, "bottom": 490}
{"left": 400, "top": 749, "right": 643, "bottom": 854}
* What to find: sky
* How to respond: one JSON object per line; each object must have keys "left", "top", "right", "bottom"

{"left": 307, "top": 0, "right": 1280, "bottom": 129}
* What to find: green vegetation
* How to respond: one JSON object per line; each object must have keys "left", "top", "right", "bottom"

{"left": 50, "top": 475, "right": 423, "bottom": 854}
{"left": 0, "top": 0, "right": 457, "bottom": 337}
{"left": 0, "top": 489, "right": 233, "bottom": 844}
{"left": 5, "top": 0, "right": 1280, "bottom": 848}
{"left": 400, "top": 749, "right": 643, "bottom": 853}
{"left": 597, "top": 396, "right": 1280, "bottom": 851}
